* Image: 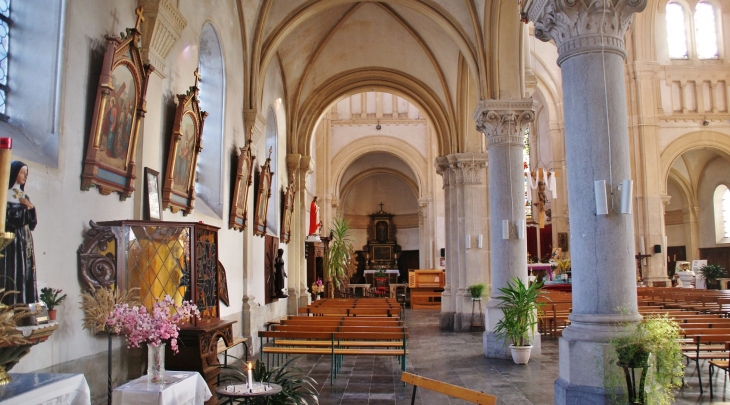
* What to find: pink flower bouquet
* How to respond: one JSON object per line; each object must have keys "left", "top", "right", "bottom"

{"left": 106, "top": 295, "right": 200, "bottom": 353}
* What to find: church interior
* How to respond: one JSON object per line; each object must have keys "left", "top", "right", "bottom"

{"left": 1, "top": 0, "right": 729, "bottom": 404}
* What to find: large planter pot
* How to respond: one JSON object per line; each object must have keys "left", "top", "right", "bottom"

{"left": 510, "top": 345, "right": 533, "bottom": 364}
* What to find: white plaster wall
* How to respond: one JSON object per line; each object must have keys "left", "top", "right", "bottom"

{"left": 341, "top": 175, "right": 418, "bottom": 215}
{"left": 666, "top": 225, "right": 687, "bottom": 246}
{"left": 397, "top": 228, "right": 420, "bottom": 250}
{"left": 340, "top": 153, "right": 417, "bottom": 190}
{"left": 13, "top": 0, "right": 250, "bottom": 374}
{"left": 666, "top": 181, "right": 685, "bottom": 211}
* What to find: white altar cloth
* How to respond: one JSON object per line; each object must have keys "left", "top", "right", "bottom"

{"left": 364, "top": 270, "right": 400, "bottom": 275}
{"left": 112, "top": 371, "right": 211, "bottom": 405}
{"left": 0, "top": 373, "right": 90, "bottom": 405}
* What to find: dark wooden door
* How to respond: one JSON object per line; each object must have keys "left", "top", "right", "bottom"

{"left": 398, "top": 250, "right": 419, "bottom": 283}
{"left": 667, "top": 246, "right": 686, "bottom": 277}
{"left": 264, "top": 235, "right": 279, "bottom": 304}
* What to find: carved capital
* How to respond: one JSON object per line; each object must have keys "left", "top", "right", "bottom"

{"left": 244, "top": 110, "right": 267, "bottom": 145}
{"left": 448, "top": 153, "right": 488, "bottom": 185}
{"left": 661, "top": 194, "right": 671, "bottom": 207}
{"left": 435, "top": 156, "right": 451, "bottom": 189}
{"left": 523, "top": 0, "right": 647, "bottom": 65}
{"left": 286, "top": 154, "right": 302, "bottom": 187}
{"left": 473, "top": 99, "right": 536, "bottom": 149}
{"left": 137, "top": 0, "right": 187, "bottom": 76}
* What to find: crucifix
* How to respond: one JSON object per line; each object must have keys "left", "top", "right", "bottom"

{"left": 635, "top": 253, "right": 651, "bottom": 281}
{"left": 379, "top": 202, "right": 384, "bottom": 212}
{"left": 134, "top": 7, "right": 145, "bottom": 32}
{"left": 193, "top": 68, "right": 201, "bottom": 89}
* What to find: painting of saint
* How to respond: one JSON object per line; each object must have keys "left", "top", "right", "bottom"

{"left": 236, "top": 163, "right": 249, "bottom": 215}
{"left": 257, "top": 175, "right": 269, "bottom": 223}
{"left": 98, "top": 64, "right": 136, "bottom": 171}
{"left": 173, "top": 115, "right": 195, "bottom": 193}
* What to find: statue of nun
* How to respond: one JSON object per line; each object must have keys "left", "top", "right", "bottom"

{"left": 0, "top": 161, "right": 37, "bottom": 305}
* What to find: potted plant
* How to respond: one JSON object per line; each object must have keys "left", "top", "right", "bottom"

{"left": 325, "top": 217, "right": 354, "bottom": 298}
{"left": 218, "top": 358, "right": 318, "bottom": 405}
{"left": 699, "top": 264, "right": 726, "bottom": 289}
{"left": 39, "top": 287, "right": 67, "bottom": 321}
{"left": 493, "top": 277, "right": 543, "bottom": 364}
{"left": 609, "top": 315, "right": 683, "bottom": 405}
{"left": 467, "top": 284, "right": 486, "bottom": 300}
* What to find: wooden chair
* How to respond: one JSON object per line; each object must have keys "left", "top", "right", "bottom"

{"left": 401, "top": 372, "right": 497, "bottom": 404}
{"left": 709, "top": 342, "right": 730, "bottom": 398}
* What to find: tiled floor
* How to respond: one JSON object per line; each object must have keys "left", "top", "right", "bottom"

{"left": 257, "top": 310, "right": 730, "bottom": 404}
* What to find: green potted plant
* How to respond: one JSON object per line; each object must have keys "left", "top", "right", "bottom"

{"left": 699, "top": 264, "right": 726, "bottom": 289}
{"left": 609, "top": 315, "right": 683, "bottom": 405}
{"left": 39, "top": 287, "right": 67, "bottom": 321}
{"left": 492, "top": 277, "right": 543, "bottom": 364}
{"left": 325, "top": 217, "right": 354, "bottom": 298}
{"left": 467, "top": 284, "right": 486, "bottom": 300}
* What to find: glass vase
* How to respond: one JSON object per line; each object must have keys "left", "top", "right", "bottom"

{"left": 147, "top": 342, "right": 165, "bottom": 383}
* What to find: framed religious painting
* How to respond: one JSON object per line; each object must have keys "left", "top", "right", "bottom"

{"left": 228, "top": 137, "right": 255, "bottom": 231}
{"left": 280, "top": 184, "right": 295, "bottom": 244}
{"left": 253, "top": 148, "right": 273, "bottom": 237}
{"left": 162, "top": 69, "right": 208, "bottom": 215}
{"left": 81, "top": 8, "right": 154, "bottom": 200}
{"left": 143, "top": 167, "right": 162, "bottom": 221}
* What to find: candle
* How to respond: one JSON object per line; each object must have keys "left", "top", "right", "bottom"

{"left": 0, "top": 138, "right": 11, "bottom": 233}
{"left": 247, "top": 362, "right": 253, "bottom": 389}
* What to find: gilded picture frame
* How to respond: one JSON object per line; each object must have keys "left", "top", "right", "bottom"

{"left": 81, "top": 8, "right": 154, "bottom": 200}
{"left": 280, "top": 184, "right": 295, "bottom": 244}
{"left": 253, "top": 148, "right": 273, "bottom": 237}
{"left": 143, "top": 167, "right": 162, "bottom": 221}
{"left": 162, "top": 69, "right": 208, "bottom": 215}
{"left": 229, "top": 137, "right": 255, "bottom": 231}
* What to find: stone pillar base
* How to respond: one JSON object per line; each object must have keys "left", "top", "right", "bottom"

{"left": 554, "top": 377, "right": 623, "bottom": 405}
{"left": 439, "top": 311, "right": 455, "bottom": 330}
{"left": 287, "top": 287, "right": 300, "bottom": 315}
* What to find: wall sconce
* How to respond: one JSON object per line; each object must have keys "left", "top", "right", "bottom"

{"left": 376, "top": 120, "right": 381, "bottom": 130}
{"left": 619, "top": 179, "right": 633, "bottom": 215}
{"left": 477, "top": 234, "right": 483, "bottom": 249}
{"left": 465, "top": 234, "right": 471, "bottom": 249}
{"left": 594, "top": 180, "right": 608, "bottom": 215}
{"left": 502, "top": 220, "right": 509, "bottom": 240}
{"left": 517, "top": 220, "right": 525, "bottom": 240}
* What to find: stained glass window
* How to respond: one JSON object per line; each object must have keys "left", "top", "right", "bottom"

{"left": 695, "top": 2, "right": 719, "bottom": 59}
{"left": 0, "top": 0, "right": 9, "bottom": 117}
{"left": 666, "top": 2, "right": 689, "bottom": 59}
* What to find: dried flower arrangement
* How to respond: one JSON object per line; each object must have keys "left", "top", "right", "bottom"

{"left": 0, "top": 289, "right": 31, "bottom": 347}
{"left": 80, "top": 286, "right": 140, "bottom": 333}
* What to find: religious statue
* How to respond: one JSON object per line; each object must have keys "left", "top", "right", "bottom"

{"left": 534, "top": 180, "right": 548, "bottom": 228}
{"left": 0, "top": 161, "right": 38, "bottom": 305}
{"left": 308, "top": 196, "right": 321, "bottom": 237}
{"left": 274, "top": 248, "right": 288, "bottom": 298}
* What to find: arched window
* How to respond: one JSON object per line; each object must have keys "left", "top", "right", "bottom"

{"left": 713, "top": 185, "right": 730, "bottom": 243}
{"left": 695, "top": 2, "right": 719, "bottom": 59}
{"left": 666, "top": 2, "right": 689, "bottom": 59}
{"left": 265, "top": 106, "right": 278, "bottom": 235}
{"left": 196, "top": 23, "right": 225, "bottom": 217}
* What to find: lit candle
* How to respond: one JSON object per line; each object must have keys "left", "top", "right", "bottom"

{"left": 247, "top": 362, "right": 253, "bottom": 389}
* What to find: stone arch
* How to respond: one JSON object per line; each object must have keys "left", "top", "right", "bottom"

{"left": 340, "top": 168, "right": 419, "bottom": 204}
{"left": 660, "top": 131, "right": 730, "bottom": 194}
{"left": 330, "top": 136, "right": 427, "bottom": 201}
{"left": 293, "top": 68, "right": 453, "bottom": 157}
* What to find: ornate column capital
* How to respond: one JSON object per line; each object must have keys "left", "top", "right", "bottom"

{"left": 473, "top": 99, "right": 536, "bottom": 149}
{"left": 137, "top": 0, "right": 187, "bottom": 76}
{"left": 660, "top": 194, "right": 671, "bottom": 207}
{"left": 522, "top": 0, "right": 647, "bottom": 65}
{"left": 447, "top": 153, "right": 488, "bottom": 185}
{"left": 435, "top": 156, "right": 452, "bottom": 189}
{"left": 286, "top": 154, "right": 302, "bottom": 188}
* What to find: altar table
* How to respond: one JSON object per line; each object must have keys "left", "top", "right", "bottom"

{"left": 0, "top": 373, "right": 90, "bottom": 405}
{"left": 112, "top": 371, "right": 211, "bottom": 405}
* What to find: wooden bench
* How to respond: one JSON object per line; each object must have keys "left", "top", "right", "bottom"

{"left": 259, "top": 330, "right": 408, "bottom": 384}
{"left": 681, "top": 330, "right": 730, "bottom": 394}
{"left": 216, "top": 336, "right": 249, "bottom": 364}
{"left": 401, "top": 372, "right": 497, "bottom": 404}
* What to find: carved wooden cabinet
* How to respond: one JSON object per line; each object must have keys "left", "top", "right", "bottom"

{"left": 78, "top": 220, "right": 232, "bottom": 404}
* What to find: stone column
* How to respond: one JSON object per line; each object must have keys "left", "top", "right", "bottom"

{"left": 474, "top": 99, "right": 538, "bottom": 358}
{"left": 524, "top": 1, "right": 647, "bottom": 403}
{"left": 683, "top": 206, "right": 700, "bottom": 261}
{"left": 435, "top": 153, "right": 488, "bottom": 331}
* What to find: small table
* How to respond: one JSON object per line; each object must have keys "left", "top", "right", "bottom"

{"left": 347, "top": 283, "right": 371, "bottom": 297}
{"left": 112, "top": 371, "right": 211, "bottom": 405}
{"left": 216, "top": 382, "right": 282, "bottom": 405}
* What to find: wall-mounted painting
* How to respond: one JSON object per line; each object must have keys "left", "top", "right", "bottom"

{"left": 162, "top": 69, "right": 207, "bottom": 215}
{"left": 280, "top": 183, "right": 295, "bottom": 244}
{"left": 253, "top": 148, "right": 273, "bottom": 237}
{"left": 81, "top": 7, "right": 153, "bottom": 200}
{"left": 229, "top": 135, "right": 255, "bottom": 231}
{"left": 143, "top": 167, "right": 162, "bottom": 221}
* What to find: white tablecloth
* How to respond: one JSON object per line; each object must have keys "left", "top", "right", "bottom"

{"left": 0, "top": 373, "right": 90, "bottom": 405}
{"left": 364, "top": 270, "right": 400, "bottom": 275}
{"left": 112, "top": 371, "right": 211, "bottom": 405}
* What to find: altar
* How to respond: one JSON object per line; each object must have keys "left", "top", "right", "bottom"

{"left": 364, "top": 269, "right": 400, "bottom": 284}
{"left": 0, "top": 373, "right": 90, "bottom": 405}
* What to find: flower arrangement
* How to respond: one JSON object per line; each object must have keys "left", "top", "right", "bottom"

{"left": 39, "top": 287, "right": 67, "bottom": 311}
{"left": 311, "top": 278, "right": 324, "bottom": 295}
{"left": 80, "top": 286, "right": 139, "bottom": 333}
{"left": 106, "top": 295, "right": 200, "bottom": 353}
